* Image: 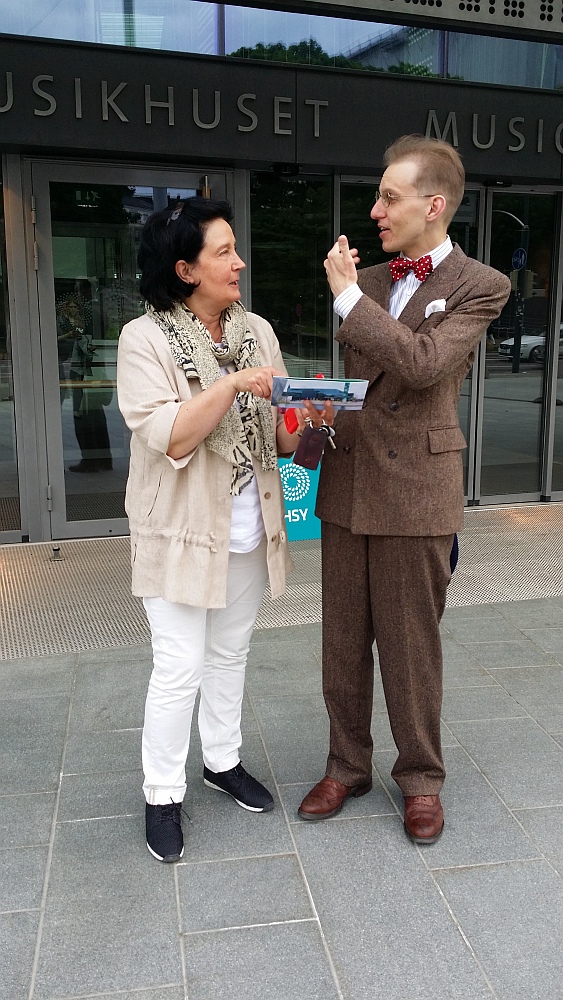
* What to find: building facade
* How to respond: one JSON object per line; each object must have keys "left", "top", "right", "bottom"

{"left": 2, "top": 2, "right": 563, "bottom": 542}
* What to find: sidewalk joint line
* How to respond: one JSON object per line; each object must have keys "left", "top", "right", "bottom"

{"left": 181, "top": 917, "right": 317, "bottom": 936}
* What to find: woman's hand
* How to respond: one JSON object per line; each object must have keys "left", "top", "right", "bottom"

{"left": 230, "top": 366, "right": 280, "bottom": 399}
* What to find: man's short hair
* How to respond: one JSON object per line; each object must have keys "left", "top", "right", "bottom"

{"left": 383, "top": 135, "right": 465, "bottom": 225}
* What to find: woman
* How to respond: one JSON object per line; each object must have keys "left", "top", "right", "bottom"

{"left": 117, "top": 197, "right": 330, "bottom": 862}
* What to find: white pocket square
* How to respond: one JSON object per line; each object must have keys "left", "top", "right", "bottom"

{"left": 425, "top": 299, "right": 447, "bottom": 319}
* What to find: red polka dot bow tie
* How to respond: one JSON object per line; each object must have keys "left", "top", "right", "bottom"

{"left": 389, "top": 255, "right": 433, "bottom": 283}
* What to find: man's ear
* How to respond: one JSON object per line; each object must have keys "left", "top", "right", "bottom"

{"left": 175, "top": 259, "right": 192, "bottom": 282}
{"left": 427, "top": 195, "right": 447, "bottom": 223}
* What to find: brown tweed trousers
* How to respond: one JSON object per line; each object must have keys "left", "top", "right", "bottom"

{"left": 316, "top": 245, "right": 511, "bottom": 795}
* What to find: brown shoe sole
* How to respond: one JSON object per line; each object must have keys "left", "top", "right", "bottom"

{"left": 404, "top": 820, "right": 444, "bottom": 845}
{"left": 298, "top": 779, "right": 372, "bottom": 821}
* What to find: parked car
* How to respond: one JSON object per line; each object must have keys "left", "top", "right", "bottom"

{"left": 498, "top": 326, "right": 563, "bottom": 363}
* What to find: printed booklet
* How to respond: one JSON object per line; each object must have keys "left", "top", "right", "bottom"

{"left": 271, "top": 376, "right": 368, "bottom": 411}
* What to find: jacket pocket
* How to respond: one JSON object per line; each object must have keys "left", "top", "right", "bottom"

{"left": 143, "top": 471, "right": 162, "bottom": 518}
{"left": 428, "top": 426, "right": 467, "bottom": 454}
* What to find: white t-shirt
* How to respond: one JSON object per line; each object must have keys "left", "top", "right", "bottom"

{"left": 219, "top": 364, "right": 266, "bottom": 553}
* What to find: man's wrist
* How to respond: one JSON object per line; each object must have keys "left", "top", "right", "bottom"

{"left": 334, "top": 284, "right": 363, "bottom": 319}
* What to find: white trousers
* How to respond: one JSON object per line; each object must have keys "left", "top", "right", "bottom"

{"left": 142, "top": 541, "right": 268, "bottom": 805}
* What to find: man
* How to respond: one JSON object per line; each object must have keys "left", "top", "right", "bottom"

{"left": 298, "top": 135, "right": 511, "bottom": 843}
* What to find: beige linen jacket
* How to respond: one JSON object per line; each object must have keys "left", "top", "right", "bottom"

{"left": 117, "top": 310, "right": 292, "bottom": 607}
{"left": 316, "top": 245, "right": 512, "bottom": 536}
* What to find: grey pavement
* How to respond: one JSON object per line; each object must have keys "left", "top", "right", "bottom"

{"left": 1, "top": 581, "right": 563, "bottom": 997}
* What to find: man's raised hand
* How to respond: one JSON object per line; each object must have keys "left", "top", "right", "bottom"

{"left": 324, "top": 235, "right": 361, "bottom": 298}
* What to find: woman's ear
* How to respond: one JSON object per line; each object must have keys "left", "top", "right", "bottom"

{"left": 175, "top": 259, "right": 192, "bottom": 282}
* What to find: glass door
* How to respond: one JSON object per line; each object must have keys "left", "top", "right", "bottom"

{"left": 31, "top": 164, "right": 231, "bottom": 538}
{"left": 250, "top": 171, "right": 333, "bottom": 377}
{"left": 479, "top": 191, "right": 558, "bottom": 501}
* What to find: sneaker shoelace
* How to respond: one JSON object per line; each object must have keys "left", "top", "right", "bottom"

{"left": 155, "top": 801, "right": 192, "bottom": 825}
{"left": 231, "top": 764, "right": 248, "bottom": 779}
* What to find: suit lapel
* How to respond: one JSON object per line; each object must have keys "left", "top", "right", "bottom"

{"left": 359, "top": 264, "right": 393, "bottom": 309}
{"left": 396, "top": 244, "right": 466, "bottom": 331}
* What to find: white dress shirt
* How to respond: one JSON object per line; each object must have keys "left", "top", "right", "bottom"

{"left": 334, "top": 236, "right": 453, "bottom": 321}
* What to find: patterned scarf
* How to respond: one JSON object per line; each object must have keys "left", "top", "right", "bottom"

{"left": 148, "top": 300, "right": 277, "bottom": 495}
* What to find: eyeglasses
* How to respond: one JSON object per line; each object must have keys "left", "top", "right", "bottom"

{"left": 166, "top": 201, "right": 185, "bottom": 224}
{"left": 375, "top": 189, "right": 435, "bottom": 208}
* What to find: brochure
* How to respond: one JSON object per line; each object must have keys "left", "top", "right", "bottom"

{"left": 271, "top": 376, "right": 368, "bottom": 411}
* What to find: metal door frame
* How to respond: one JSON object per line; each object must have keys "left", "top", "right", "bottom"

{"left": 474, "top": 184, "right": 563, "bottom": 506}
{"left": 12, "top": 157, "right": 236, "bottom": 540}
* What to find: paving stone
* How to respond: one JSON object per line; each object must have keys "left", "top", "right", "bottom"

{"left": 0, "top": 911, "right": 39, "bottom": 1000}
{"left": 70, "top": 658, "right": 152, "bottom": 732}
{"left": 0, "top": 734, "right": 64, "bottom": 794}
{"left": 441, "top": 686, "right": 526, "bottom": 722}
{"left": 0, "top": 792, "right": 55, "bottom": 848}
{"left": 33, "top": 893, "right": 182, "bottom": 998}
{"left": 177, "top": 855, "right": 312, "bottom": 932}
{"left": 373, "top": 746, "right": 541, "bottom": 868}
{"left": 459, "top": 639, "right": 556, "bottom": 669}
{"left": 77, "top": 643, "right": 152, "bottom": 665}
{"left": 448, "top": 718, "right": 563, "bottom": 808}
{"left": 427, "top": 748, "right": 539, "bottom": 868}
{"left": 92, "top": 991, "right": 184, "bottom": 1000}
{"left": 441, "top": 638, "right": 499, "bottom": 688}
{"left": 182, "top": 922, "right": 339, "bottom": 1000}
{"left": 435, "top": 861, "right": 563, "bottom": 1000}
{"left": 251, "top": 625, "right": 314, "bottom": 645}
{"left": 294, "top": 816, "right": 493, "bottom": 1000}
{"left": 252, "top": 694, "right": 329, "bottom": 784}
{"left": 57, "top": 770, "right": 143, "bottom": 822}
{"left": 46, "top": 816, "right": 178, "bottom": 904}
{"left": 245, "top": 640, "right": 321, "bottom": 697}
{"left": 442, "top": 604, "right": 502, "bottom": 622}
{"left": 181, "top": 778, "right": 293, "bottom": 863}
{"left": 445, "top": 617, "right": 525, "bottom": 643}
{"left": 64, "top": 728, "right": 141, "bottom": 775}
{"left": 0, "top": 653, "right": 76, "bottom": 699}
{"left": 513, "top": 805, "right": 563, "bottom": 877}
{"left": 0, "top": 847, "right": 47, "bottom": 911}
{"left": 490, "top": 663, "right": 563, "bottom": 731}
{"left": 0, "top": 695, "right": 69, "bottom": 745}
{"left": 494, "top": 598, "right": 563, "bottom": 628}
{"left": 521, "top": 626, "right": 563, "bottom": 659}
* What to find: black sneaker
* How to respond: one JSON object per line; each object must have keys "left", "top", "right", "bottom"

{"left": 203, "top": 763, "right": 274, "bottom": 812}
{"left": 145, "top": 802, "right": 184, "bottom": 862}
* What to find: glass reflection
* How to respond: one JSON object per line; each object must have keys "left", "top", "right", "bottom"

{"left": 51, "top": 179, "right": 221, "bottom": 522}
{"left": 250, "top": 172, "right": 332, "bottom": 377}
{"left": 481, "top": 193, "right": 555, "bottom": 497}
{"left": 550, "top": 302, "right": 563, "bottom": 493}
{"left": 0, "top": 0, "right": 562, "bottom": 90}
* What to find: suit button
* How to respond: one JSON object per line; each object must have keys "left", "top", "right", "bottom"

{"left": 389, "top": 402, "right": 399, "bottom": 411}
{"left": 388, "top": 449, "right": 398, "bottom": 459}
{"left": 343, "top": 445, "right": 351, "bottom": 454}
{"left": 264, "top": 492, "right": 271, "bottom": 499}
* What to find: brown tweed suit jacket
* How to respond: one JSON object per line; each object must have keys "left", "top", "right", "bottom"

{"left": 316, "top": 245, "right": 511, "bottom": 537}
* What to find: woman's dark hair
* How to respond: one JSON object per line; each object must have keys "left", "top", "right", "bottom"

{"left": 138, "top": 196, "right": 234, "bottom": 310}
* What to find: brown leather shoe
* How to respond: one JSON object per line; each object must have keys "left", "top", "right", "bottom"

{"left": 403, "top": 794, "right": 444, "bottom": 844}
{"left": 298, "top": 775, "right": 372, "bottom": 821}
